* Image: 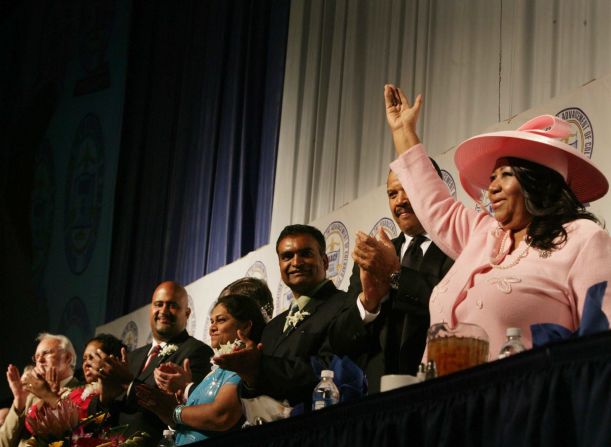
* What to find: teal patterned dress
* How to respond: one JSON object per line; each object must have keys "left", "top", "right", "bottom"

{"left": 175, "top": 367, "right": 241, "bottom": 445}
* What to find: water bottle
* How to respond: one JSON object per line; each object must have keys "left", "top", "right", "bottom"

{"left": 498, "top": 327, "right": 526, "bottom": 359}
{"left": 312, "top": 370, "right": 340, "bottom": 410}
{"left": 425, "top": 360, "right": 437, "bottom": 380}
{"left": 157, "top": 430, "right": 175, "bottom": 447}
{"left": 416, "top": 363, "right": 427, "bottom": 382}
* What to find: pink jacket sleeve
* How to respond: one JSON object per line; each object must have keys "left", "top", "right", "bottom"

{"left": 389, "top": 144, "right": 494, "bottom": 260}
{"left": 566, "top": 222, "right": 611, "bottom": 322}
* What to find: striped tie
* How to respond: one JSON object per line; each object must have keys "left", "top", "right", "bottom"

{"left": 141, "top": 344, "right": 162, "bottom": 372}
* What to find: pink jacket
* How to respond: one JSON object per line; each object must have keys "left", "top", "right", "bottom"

{"left": 390, "top": 144, "right": 611, "bottom": 357}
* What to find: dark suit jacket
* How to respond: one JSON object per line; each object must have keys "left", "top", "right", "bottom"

{"left": 343, "top": 233, "right": 453, "bottom": 392}
{"left": 249, "top": 280, "right": 355, "bottom": 407}
{"left": 94, "top": 330, "right": 213, "bottom": 445}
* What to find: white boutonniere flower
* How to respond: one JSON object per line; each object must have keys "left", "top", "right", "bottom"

{"left": 285, "top": 310, "right": 310, "bottom": 329}
{"left": 158, "top": 344, "right": 179, "bottom": 359}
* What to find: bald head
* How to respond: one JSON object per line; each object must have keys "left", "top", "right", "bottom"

{"left": 155, "top": 281, "right": 188, "bottom": 303}
{"left": 149, "top": 281, "right": 191, "bottom": 342}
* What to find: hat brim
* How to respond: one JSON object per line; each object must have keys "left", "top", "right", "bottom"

{"left": 454, "top": 130, "right": 609, "bottom": 204}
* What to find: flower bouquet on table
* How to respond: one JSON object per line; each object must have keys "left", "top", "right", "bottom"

{"left": 25, "top": 399, "right": 149, "bottom": 447}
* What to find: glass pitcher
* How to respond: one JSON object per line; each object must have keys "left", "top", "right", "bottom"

{"left": 426, "top": 322, "right": 489, "bottom": 376}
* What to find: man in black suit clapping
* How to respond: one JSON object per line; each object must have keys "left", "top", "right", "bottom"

{"left": 92, "top": 281, "right": 213, "bottom": 444}
{"left": 343, "top": 163, "right": 454, "bottom": 392}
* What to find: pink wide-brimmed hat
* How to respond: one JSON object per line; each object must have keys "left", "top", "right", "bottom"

{"left": 454, "top": 115, "right": 608, "bottom": 204}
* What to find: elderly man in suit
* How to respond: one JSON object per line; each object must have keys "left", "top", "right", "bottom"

{"left": 91, "top": 281, "right": 213, "bottom": 445}
{"left": 341, "top": 163, "right": 454, "bottom": 392}
{"left": 214, "top": 224, "right": 357, "bottom": 408}
{"left": 1, "top": 333, "right": 80, "bottom": 447}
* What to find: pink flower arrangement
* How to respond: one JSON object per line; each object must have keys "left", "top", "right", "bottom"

{"left": 26, "top": 399, "right": 80, "bottom": 442}
{"left": 25, "top": 399, "right": 148, "bottom": 447}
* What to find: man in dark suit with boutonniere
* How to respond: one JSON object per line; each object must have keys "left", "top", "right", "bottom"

{"left": 214, "top": 224, "right": 359, "bottom": 409}
{"left": 91, "top": 281, "right": 213, "bottom": 445}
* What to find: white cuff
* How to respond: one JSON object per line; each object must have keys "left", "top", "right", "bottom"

{"left": 356, "top": 294, "right": 382, "bottom": 324}
{"left": 183, "top": 382, "right": 195, "bottom": 401}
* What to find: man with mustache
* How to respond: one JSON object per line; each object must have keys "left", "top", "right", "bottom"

{"left": 91, "top": 281, "right": 213, "bottom": 445}
{"left": 340, "top": 162, "right": 454, "bottom": 392}
{"left": 214, "top": 224, "right": 359, "bottom": 409}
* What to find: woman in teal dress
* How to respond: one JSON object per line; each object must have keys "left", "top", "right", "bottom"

{"left": 136, "top": 294, "right": 266, "bottom": 445}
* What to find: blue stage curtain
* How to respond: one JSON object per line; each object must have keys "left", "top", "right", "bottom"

{"left": 106, "top": 0, "right": 289, "bottom": 320}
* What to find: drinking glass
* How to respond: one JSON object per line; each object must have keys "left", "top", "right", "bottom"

{"left": 426, "top": 322, "right": 489, "bottom": 376}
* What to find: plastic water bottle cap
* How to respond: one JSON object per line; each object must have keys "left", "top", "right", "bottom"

{"left": 506, "top": 327, "right": 522, "bottom": 337}
{"left": 321, "top": 370, "right": 334, "bottom": 378}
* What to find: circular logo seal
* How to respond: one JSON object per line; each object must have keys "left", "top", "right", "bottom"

{"left": 324, "top": 221, "right": 350, "bottom": 288}
{"left": 245, "top": 261, "right": 268, "bottom": 282}
{"left": 58, "top": 296, "right": 91, "bottom": 361}
{"left": 121, "top": 321, "right": 139, "bottom": 352}
{"left": 31, "top": 139, "right": 55, "bottom": 282}
{"left": 64, "top": 113, "right": 105, "bottom": 274}
{"left": 556, "top": 107, "right": 594, "bottom": 158}
{"left": 441, "top": 169, "right": 458, "bottom": 200}
{"left": 187, "top": 294, "right": 197, "bottom": 337}
{"left": 275, "top": 282, "right": 294, "bottom": 316}
{"left": 368, "top": 217, "right": 398, "bottom": 238}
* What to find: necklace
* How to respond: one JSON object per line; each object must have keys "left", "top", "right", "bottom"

{"left": 489, "top": 233, "right": 531, "bottom": 270}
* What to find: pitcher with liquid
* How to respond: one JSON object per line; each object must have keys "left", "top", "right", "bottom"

{"left": 426, "top": 322, "right": 489, "bottom": 376}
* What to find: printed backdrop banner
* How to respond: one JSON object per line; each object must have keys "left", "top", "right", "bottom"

{"left": 31, "top": 1, "right": 131, "bottom": 359}
{"left": 97, "top": 72, "right": 611, "bottom": 349}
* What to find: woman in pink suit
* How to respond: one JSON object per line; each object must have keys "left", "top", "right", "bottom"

{"left": 383, "top": 85, "right": 611, "bottom": 357}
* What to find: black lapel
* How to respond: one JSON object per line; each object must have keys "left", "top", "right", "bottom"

{"left": 266, "top": 310, "right": 290, "bottom": 353}
{"left": 136, "top": 331, "right": 191, "bottom": 380}
{"left": 131, "top": 344, "right": 152, "bottom": 379}
{"left": 271, "top": 281, "right": 335, "bottom": 351}
{"left": 392, "top": 234, "right": 404, "bottom": 256}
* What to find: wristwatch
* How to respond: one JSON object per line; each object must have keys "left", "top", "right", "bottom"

{"left": 389, "top": 271, "right": 401, "bottom": 290}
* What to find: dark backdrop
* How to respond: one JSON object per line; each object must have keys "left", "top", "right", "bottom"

{"left": 0, "top": 0, "right": 290, "bottom": 404}
{"left": 106, "top": 0, "right": 290, "bottom": 319}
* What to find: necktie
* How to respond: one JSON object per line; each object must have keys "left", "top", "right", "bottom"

{"left": 401, "top": 235, "right": 427, "bottom": 270}
{"left": 141, "top": 344, "right": 162, "bottom": 372}
{"left": 283, "top": 302, "right": 300, "bottom": 332}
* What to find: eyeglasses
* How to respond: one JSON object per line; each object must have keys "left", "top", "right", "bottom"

{"left": 32, "top": 349, "right": 63, "bottom": 363}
